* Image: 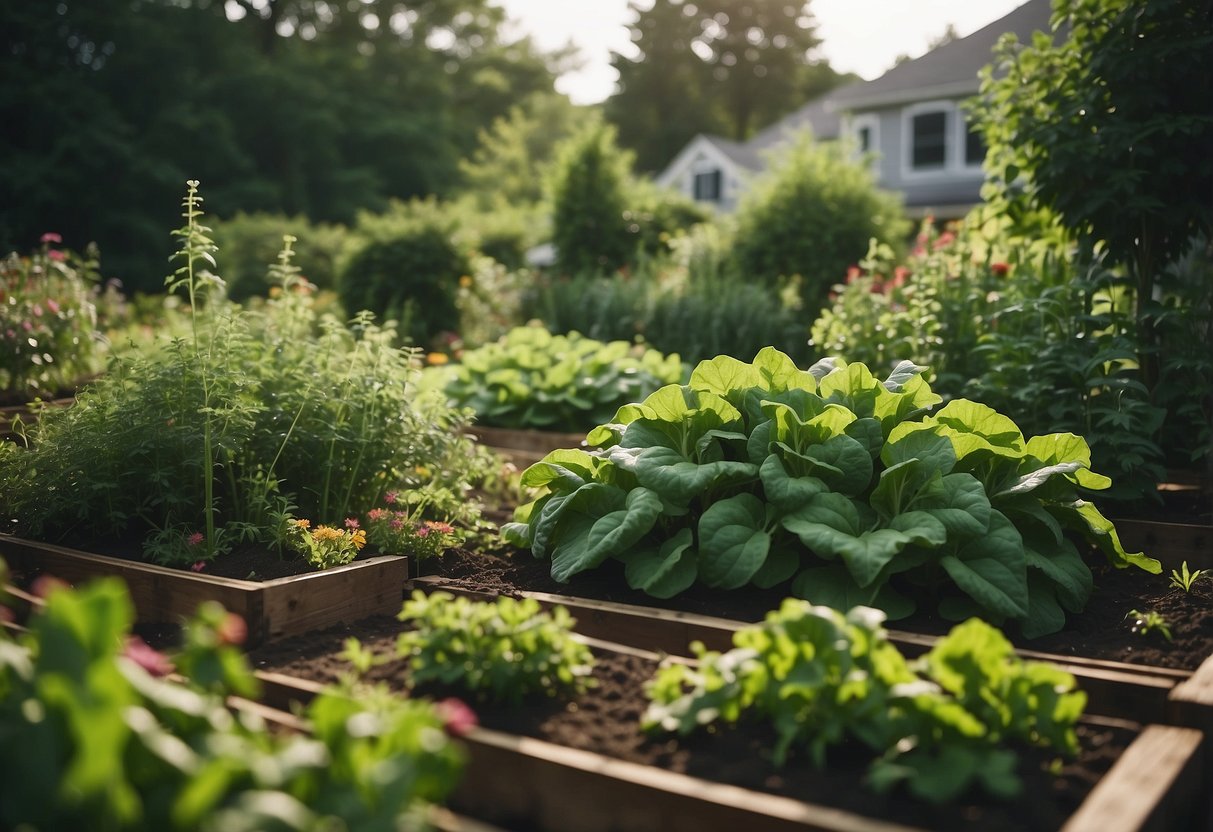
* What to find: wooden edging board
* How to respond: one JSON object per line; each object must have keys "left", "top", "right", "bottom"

{"left": 251, "top": 648, "right": 1205, "bottom": 832}
{"left": 0, "top": 535, "right": 409, "bottom": 647}
{"left": 465, "top": 424, "right": 587, "bottom": 469}
{"left": 409, "top": 576, "right": 1203, "bottom": 727}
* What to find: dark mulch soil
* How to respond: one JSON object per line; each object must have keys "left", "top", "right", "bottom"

{"left": 249, "top": 616, "right": 1137, "bottom": 832}
{"left": 425, "top": 545, "right": 1213, "bottom": 671}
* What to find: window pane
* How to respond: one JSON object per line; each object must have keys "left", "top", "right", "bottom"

{"left": 857, "top": 125, "right": 871, "bottom": 153}
{"left": 911, "top": 111, "right": 947, "bottom": 169}
{"left": 965, "top": 124, "right": 986, "bottom": 166}
{"left": 693, "top": 170, "right": 721, "bottom": 201}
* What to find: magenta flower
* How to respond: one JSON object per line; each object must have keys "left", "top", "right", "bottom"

{"left": 124, "top": 636, "right": 175, "bottom": 677}
{"left": 190, "top": 561, "right": 206, "bottom": 572}
{"left": 344, "top": 517, "right": 360, "bottom": 529}
{"left": 389, "top": 518, "right": 405, "bottom": 531}
{"left": 415, "top": 526, "right": 430, "bottom": 538}
{"left": 47, "top": 250, "right": 65, "bottom": 262}
{"left": 187, "top": 532, "right": 205, "bottom": 547}
{"left": 40, "top": 232, "right": 62, "bottom": 244}
{"left": 435, "top": 698, "right": 478, "bottom": 736}
{"left": 384, "top": 491, "right": 399, "bottom": 505}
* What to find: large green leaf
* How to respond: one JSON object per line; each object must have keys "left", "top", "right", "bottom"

{"left": 623, "top": 445, "right": 757, "bottom": 507}
{"left": 882, "top": 425, "right": 957, "bottom": 474}
{"left": 914, "top": 473, "right": 991, "bottom": 538}
{"left": 1020, "top": 574, "right": 1066, "bottom": 638}
{"left": 844, "top": 417, "right": 885, "bottom": 460}
{"left": 689, "top": 355, "right": 762, "bottom": 400}
{"left": 1054, "top": 501, "right": 1161, "bottom": 573}
{"left": 994, "top": 461, "right": 1083, "bottom": 498}
{"left": 1023, "top": 538, "right": 1091, "bottom": 613}
{"left": 791, "top": 565, "right": 915, "bottom": 619}
{"left": 751, "top": 541, "right": 801, "bottom": 589}
{"left": 751, "top": 347, "right": 817, "bottom": 393}
{"left": 817, "top": 362, "right": 882, "bottom": 417}
{"left": 939, "top": 511, "right": 1029, "bottom": 619}
{"left": 550, "top": 487, "right": 664, "bottom": 582}
{"left": 759, "top": 454, "right": 828, "bottom": 512}
{"left": 698, "top": 494, "right": 772, "bottom": 589}
{"left": 618, "top": 528, "right": 698, "bottom": 598}
{"left": 871, "top": 459, "right": 929, "bottom": 519}
{"left": 800, "top": 435, "right": 872, "bottom": 496}
{"left": 782, "top": 494, "right": 908, "bottom": 587}
{"left": 932, "top": 400, "right": 1025, "bottom": 451}
{"left": 1024, "top": 433, "right": 1111, "bottom": 492}
{"left": 519, "top": 449, "right": 597, "bottom": 490}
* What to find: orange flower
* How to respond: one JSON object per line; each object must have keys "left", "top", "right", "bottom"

{"left": 427, "top": 352, "right": 449, "bottom": 365}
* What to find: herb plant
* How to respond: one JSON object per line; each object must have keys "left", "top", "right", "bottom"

{"left": 0, "top": 572, "right": 464, "bottom": 831}
{"left": 0, "top": 183, "right": 487, "bottom": 568}
{"left": 1125, "top": 609, "right": 1173, "bottom": 642}
{"left": 425, "top": 325, "right": 683, "bottom": 432}
{"left": 395, "top": 590, "right": 596, "bottom": 703}
{"left": 644, "top": 600, "right": 1086, "bottom": 803}
{"left": 1169, "top": 561, "right": 1208, "bottom": 593}
{"left": 504, "top": 349, "right": 1158, "bottom": 637}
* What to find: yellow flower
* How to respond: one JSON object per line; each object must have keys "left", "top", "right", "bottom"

{"left": 312, "top": 525, "right": 343, "bottom": 543}
{"left": 459, "top": 275, "right": 473, "bottom": 288}
{"left": 292, "top": 518, "right": 311, "bottom": 529}
{"left": 426, "top": 352, "right": 449, "bottom": 366}
{"left": 351, "top": 529, "right": 367, "bottom": 550}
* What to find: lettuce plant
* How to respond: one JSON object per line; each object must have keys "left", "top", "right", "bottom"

{"left": 644, "top": 600, "right": 1086, "bottom": 803}
{"left": 396, "top": 590, "right": 595, "bottom": 703}
{"left": 503, "top": 348, "right": 1158, "bottom": 636}
{"left": 425, "top": 325, "right": 683, "bottom": 432}
{"left": 0, "top": 573, "right": 464, "bottom": 831}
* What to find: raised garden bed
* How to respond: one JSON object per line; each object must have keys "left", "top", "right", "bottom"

{"left": 247, "top": 618, "right": 1207, "bottom": 832}
{"left": 466, "top": 424, "right": 587, "bottom": 468}
{"left": 0, "top": 535, "right": 409, "bottom": 646}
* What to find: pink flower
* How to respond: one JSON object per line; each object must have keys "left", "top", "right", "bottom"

{"left": 933, "top": 231, "right": 956, "bottom": 250}
{"left": 47, "top": 250, "right": 65, "bottom": 262}
{"left": 187, "top": 532, "right": 205, "bottom": 547}
{"left": 124, "top": 636, "right": 175, "bottom": 677}
{"left": 344, "top": 517, "right": 360, "bottom": 529}
{"left": 892, "top": 266, "right": 910, "bottom": 289}
{"left": 40, "top": 232, "right": 62, "bottom": 244}
{"left": 844, "top": 265, "right": 861, "bottom": 285}
{"left": 46, "top": 298, "right": 60, "bottom": 314}
{"left": 435, "top": 698, "right": 478, "bottom": 736}
{"left": 217, "top": 613, "right": 247, "bottom": 646}
{"left": 31, "top": 304, "right": 43, "bottom": 317}
{"left": 425, "top": 520, "right": 455, "bottom": 535}
{"left": 190, "top": 561, "right": 206, "bottom": 572}
{"left": 31, "top": 575, "right": 68, "bottom": 598}
{"left": 384, "top": 491, "right": 399, "bottom": 505}
{"left": 991, "top": 262, "right": 1010, "bottom": 276}
{"left": 389, "top": 518, "right": 405, "bottom": 531}
{"left": 415, "top": 526, "right": 430, "bottom": 538}
{"left": 366, "top": 508, "right": 387, "bottom": 522}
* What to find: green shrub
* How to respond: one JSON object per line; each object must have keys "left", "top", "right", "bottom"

{"left": 549, "top": 120, "right": 633, "bottom": 275}
{"left": 731, "top": 134, "right": 909, "bottom": 318}
{"left": 210, "top": 211, "right": 350, "bottom": 300}
{"left": 339, "top": 220, "right": 468, "bottom": 349}
{"left": 503, "top": 349, "right": 1158, "bottom": 637}
{"left": 645, "top": 601, "right": 1085, "bottom": 803}
{"left": 424, "top": 325, "right": 683, "bottom": 432}
{"left": 396, "top": 590, "right": 596, "bottom": 703}
{"left": 0, "top": 572, "right": 464, "bottom": 831}
{"left": 0, "top": 184, "right": 486, "bottom": 566}
{"left": 622, "top": 180, "right": 713, "bottom": 263}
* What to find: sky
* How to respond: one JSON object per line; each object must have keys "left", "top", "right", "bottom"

{"left": 493, "top": 0, "right": 1029, "bottom": 105}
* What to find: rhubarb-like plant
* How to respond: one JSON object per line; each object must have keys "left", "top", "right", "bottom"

{"left": 644, "top": 600, "right": 1086, "bottom": 803}
{"left": 504, "top": 348, "right": 1158, "bottom": 636}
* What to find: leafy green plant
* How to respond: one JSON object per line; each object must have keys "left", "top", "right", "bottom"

{"left": 210, "top": 211, "right": 350, "bottom": 301}
{"left": 504, "top": 348, "right": 1158, "bottom": 637}
{"left": 0, "top": 183, "right": 487, "bottom": 568}
{"left": 1125, "top": 608, "right": 1173, "bottom": 642}
{"left": 1, "top": 234, "right": 125, "bottom": 398}
{"left": 395, "top": 590, "right": 596, "bottom": 703}
{"left": 364, "top": 497, "right": 461, "bottom": 560}
{"left": 549, "top": 119, "right": 633, "bottom": 275}
{"left": 281, "top": 517, "right": 368, "bottom": 569}
{"left": 0, "top": 572, "right": 464, "bottom": 831}
{"left": 730, "top": 133, "right": 909, "bottom": 317}
{"left": 644, "top": 600, "right": 1085, "bottom": 803}
{"left": 425, "top": 325, "right": 683, "bottom": 432}
{"left": 1169, "top": 561, "right": 1208, "bottom": 593}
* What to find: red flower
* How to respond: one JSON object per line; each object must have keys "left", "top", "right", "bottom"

{"left": 991, "top": 262, "right": 1010, "bottom": 276}
{"left": 124, "top": 636, "right": 175, "bottom": 677}
{"left": 47, "top": 250, "right": 65, "bottom": 262}
{"left": 40, "top": 232, "right": 62, "bottom": 244}
{"left": 844, "top": 265, "right": 861, "bottom": 285}
{"left": 435, "top": 698, "right": 478, "bottom": 736}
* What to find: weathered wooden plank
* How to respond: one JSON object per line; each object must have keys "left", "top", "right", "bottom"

{"left": 1, "top": 535, "right": 408, "bottom": 646}
{"left": 1061, "top": 724, "right": 1205, "bottom": 832}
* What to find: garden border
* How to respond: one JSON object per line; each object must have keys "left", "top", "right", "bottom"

{"left": 466, "top": 425, "right": 587, "bottom": 468}
{"left": 0, "top": 535, "right": 409, "bottom": 647}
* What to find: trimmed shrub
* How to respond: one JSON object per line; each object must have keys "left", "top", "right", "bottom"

{"left": 550, "top": 121, "right": 633, "bottom": 275}
{"left": 211, "top": 212, "right": 349, "bottom": 300}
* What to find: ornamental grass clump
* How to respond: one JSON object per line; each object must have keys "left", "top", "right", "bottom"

{"left": 423, "top": 324, "right": 683, "bottom": 432}
{"left": 395, "top": 590, "right": 596, "bottom": 704}
{"left": 0, "top": 182, "right": 487, "bottom": 568}
{"left": 503, "top": 348, "right": 1158, "bottom": 637}
{"left": 644, "top": 600, "right": 1086, "bottom": 803}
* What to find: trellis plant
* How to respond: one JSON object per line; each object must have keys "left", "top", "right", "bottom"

{"left": 503, "top": 348, "right": 1158, "bottom": 637}
{"left": 644, "top": 600, "right": 1087, "bottom": 803}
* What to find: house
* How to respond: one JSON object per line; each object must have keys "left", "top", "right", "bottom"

{"left": 655, "top": 0, "right": 1054, "bottom": 219}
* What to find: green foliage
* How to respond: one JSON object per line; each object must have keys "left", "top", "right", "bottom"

{"left": 731, "top": 135, "right": 909, "bottom": 318}
{"left": 0, "top": 574, "right": 464, "bottom": 831}
{"left": 0, "top": 0, "right": 562, "bottom": 292}
{"left": 971, "top": 0, "right": 1213, "bottom": 298}
{"left": 1169, "top": 561, "right": 1208, "bottom": 593}
{"left": 645, "top": 601, "right": 1085, "bottom": 803}
{"left": 339, "top": 210, "right": 469, "bottom": 348}
{"left": 504, "top": 349, "right": 1158, "bottom": 636}
{"left": 0, "top": 186, "right": 486, "bottom": 566}
{"left": 425, "top": 325, "right": 684, "bottom": 432}
{"left": 1125, "top": 609, "right": 1173, "bottom": 642}
{"left": 526, "top": 223, "right": 811, "bottom": 366}
{"left": 550, "top": 121, "right": 634, "bottom": 275}
{"left": 210, "top": 212, "right": 350, "bottom": 301}
{"left": 1, "top": 236, "right": 125, "bottom": 397}
{"left": 395, "top": 590, "right": 596, "bottom": 704}
{"left": 281, "top": 518, "right": 367, "bottom": 570}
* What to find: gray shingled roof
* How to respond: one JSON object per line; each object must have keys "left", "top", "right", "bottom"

{"left": 830, "top": 0, "right": 1054, "bottom": 109}
{"left": 747, "top": 92, "right": 851, "bottom": 155}
{"left": 699, "top": 134, "right": 764, "bottom": 171}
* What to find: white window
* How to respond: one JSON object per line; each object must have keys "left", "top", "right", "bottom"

{"left": 849, "top": 113, "right": 880, "bottom": 159}
{"left": 901, "top": 100, "right": 987, "bottom": 178}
